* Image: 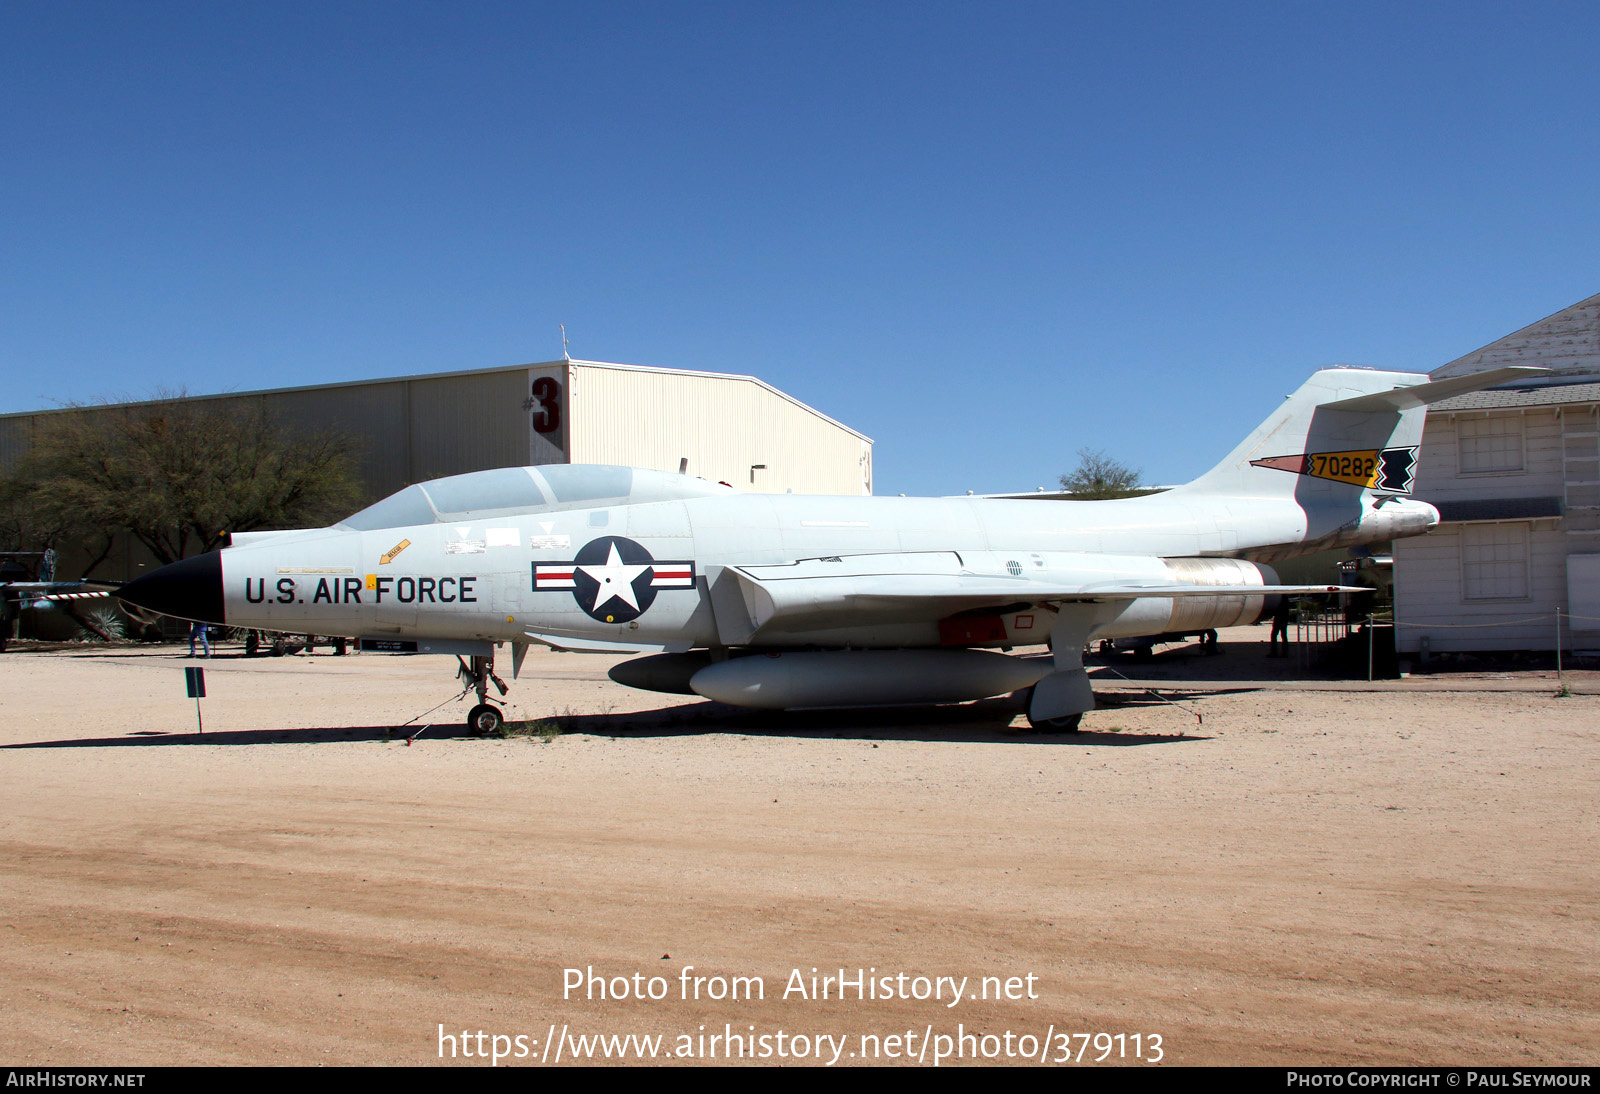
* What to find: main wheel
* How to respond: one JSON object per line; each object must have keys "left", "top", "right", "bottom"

{"left": 1027, "top": 712, "right": 1082, "bottom": 734}
{"left": 467, "top": 703, "right": 504, "bottom": 736}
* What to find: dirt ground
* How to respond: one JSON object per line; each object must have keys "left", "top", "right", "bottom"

{"left": 2, "top": 628, "right": 1596, "bottom": 1067}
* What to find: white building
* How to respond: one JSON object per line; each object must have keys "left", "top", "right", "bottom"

{"left": 1394, "top": 294, "right": 1600, "bottom": 653}
{"left": 527, "top": 359, "right": 873, "bottom": 496}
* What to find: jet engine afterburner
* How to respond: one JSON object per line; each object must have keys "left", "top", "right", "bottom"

{"left": 1143, "top": 556, "right": 1283, "bottom": 634}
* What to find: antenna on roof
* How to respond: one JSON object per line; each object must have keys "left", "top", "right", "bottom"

{"left": 560, "top": 324, "right": 570, "bottom": 362}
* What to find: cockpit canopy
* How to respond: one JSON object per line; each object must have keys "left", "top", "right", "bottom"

{"left": 336, "top": 465, "right": 734, "bottom": 531}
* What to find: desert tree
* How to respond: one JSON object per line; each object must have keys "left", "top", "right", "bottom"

{"left": 1058, "top": 448, "right": 1151, "bottom": 499}
{"left": 12, "top": 393, "right": 363, "bottom": 570}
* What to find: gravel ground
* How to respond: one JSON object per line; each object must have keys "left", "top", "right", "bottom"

{"left": 1, "top": 632, "right": 1595, "bottom": 1067}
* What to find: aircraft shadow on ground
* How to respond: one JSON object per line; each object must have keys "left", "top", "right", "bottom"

{"left": 2, "top": 725, "right": 399, "bottom": 749}
{"left": 1096, "top": 686, "right": 1262, "bottom": 707}
{"left": 3, "top": 694, "right": 1216, "bottom": 749}
{"left": 530, "top": 696, "right": 1213, "bottom": 746}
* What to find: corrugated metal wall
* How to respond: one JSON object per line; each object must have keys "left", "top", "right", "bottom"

{"left": 263, "top": 382, "right": 410, "bottom": 499}
{"left": 0, "top": 414, "right": 32, "bottom": 472}
{"left": 0, "top": 369, "right": 537, "bottom": 507}
{"left": 406, "top": 370, "right": 531, "bottom": 486}
{"left": 567, "top": 363, "right": 872, "bottom": 495}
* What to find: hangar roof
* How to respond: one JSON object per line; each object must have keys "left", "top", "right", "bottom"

{"left": 1429, "top": 380, "right": 1600, "bottom": 412}
{"left": 0, "top": 359, "right": 873, "bottom": 443}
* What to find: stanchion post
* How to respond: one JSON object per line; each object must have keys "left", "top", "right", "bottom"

{"left": 185, "top": 666, "right": 205, "bottom": 733}
{"left": 1556, "top": 607, "right": 1564, "bottom": 686}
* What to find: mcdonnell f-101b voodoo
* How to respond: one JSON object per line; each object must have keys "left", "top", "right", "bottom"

{"left": 116, "top": 366, "right": 1540, "bottom": 733}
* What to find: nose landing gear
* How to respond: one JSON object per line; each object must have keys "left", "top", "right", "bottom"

{"left": 458, "top": 654, "right": 508, "bottom": 735}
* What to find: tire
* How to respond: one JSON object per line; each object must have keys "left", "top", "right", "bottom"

{"left": 467, "top": 703, "right": 504, "bottom": 736}
{"left": 1027, "top": 712, "right": 1082, "bottom": 734}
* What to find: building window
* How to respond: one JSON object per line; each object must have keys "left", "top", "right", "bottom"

{"left": 1461, "top": 523, "right": 1530, "bottom": 600}
{"left": 1457, "top": 415, "right": 1524, "bottom": 474}
{"left": 1565, "top": 422, "right": 1600, "bottom": 511}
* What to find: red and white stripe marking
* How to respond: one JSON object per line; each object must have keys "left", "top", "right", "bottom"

{"left": 648, "top": 566, "right": 694, "bottom": 588}
{"left": 535, "top": 563, "right": 694, "bottom": 589}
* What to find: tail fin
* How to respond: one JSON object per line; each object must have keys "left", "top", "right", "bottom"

{"left": 1173, "top": 366, "right": 1547, "bottom": 500}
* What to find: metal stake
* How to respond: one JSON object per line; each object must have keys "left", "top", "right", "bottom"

{"left": 1556, "top": 607, "right": 1564, "bottom": 687}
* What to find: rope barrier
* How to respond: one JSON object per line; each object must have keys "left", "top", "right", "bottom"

{"left": 1097, "top": 664, "right": 1206, "bottom": 729}
{"left": 1391, "top": 617, "right": 1551, "bottom": 629}
{"left": 1389, "top": 612, "right": 1600, "bottom": 629}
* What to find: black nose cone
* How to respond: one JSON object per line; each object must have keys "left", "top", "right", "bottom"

{"left": 118, "top": 551, "right": 226, "bottom": 625}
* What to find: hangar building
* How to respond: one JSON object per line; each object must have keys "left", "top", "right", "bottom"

{"left": 1394, "top": 292, "right": 1600, "bottom": 654}
{"left": 0, "top": 359, "right": 874, "bottom": 582}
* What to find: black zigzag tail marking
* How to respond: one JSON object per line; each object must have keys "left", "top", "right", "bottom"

{"left": 1377, "top": 448, "right": 1416, "bottom": 493}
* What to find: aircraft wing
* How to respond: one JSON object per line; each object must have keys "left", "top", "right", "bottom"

{"left": 708, "top": 553, "right": 1356, "bottom": 642}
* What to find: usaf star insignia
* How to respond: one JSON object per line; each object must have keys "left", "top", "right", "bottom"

{"left": 533, "top": 535, "right": 695, "bottom": 623}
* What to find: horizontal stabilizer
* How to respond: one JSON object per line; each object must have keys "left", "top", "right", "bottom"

{"left": 1319, "top": 366, "right": 1549, "bottom": 412}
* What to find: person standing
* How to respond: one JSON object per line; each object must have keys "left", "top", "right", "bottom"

{"left": 1268, "top": 597, "right": 1292, "bottom": 658}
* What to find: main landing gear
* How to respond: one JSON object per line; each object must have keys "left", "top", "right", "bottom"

{"left": 458, "top": 654, "right": 508, "bottom": 735}
{"left": 1026, "top": 707, "right": 1082, "bottom": 734}
{"left": 1027, "top": 608, "right": 1115, "bottom": 734}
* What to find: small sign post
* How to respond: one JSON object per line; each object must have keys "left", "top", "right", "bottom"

{"left": 185, "top": 666, "right": 206, "bottom": 733}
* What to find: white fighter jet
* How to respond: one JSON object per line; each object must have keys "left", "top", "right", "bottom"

{"left": 116, "top": 366, "right": 1540, "bottom": 733}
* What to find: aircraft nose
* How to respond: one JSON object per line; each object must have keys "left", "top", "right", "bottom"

{"left": 117, "top": 551, "right": 226, "bottom": 625}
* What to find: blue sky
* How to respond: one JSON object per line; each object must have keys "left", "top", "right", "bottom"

{"left": 4, "top": 2, "right": 1598, "bottom": 496}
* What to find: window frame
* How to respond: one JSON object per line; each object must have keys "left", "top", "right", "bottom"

{"left": 1459, "top": 521, "right": 1532, "bottom": 602}
{"left": 1456, "top": 413, "right": 1526, "bottom": 477}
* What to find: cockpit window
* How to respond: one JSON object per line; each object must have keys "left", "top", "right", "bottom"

{"left": 538, "top": 464, "right": 632, "bottom": 503}
{"left": 339, "top": 469, "right": 547, "bottom": 531}
{"left": 336, "top": 464, "right": 721, "bottom": 532}
{"left": 424, "top": 467, "right": 547, "bottom": 515}
{"left": 339, "top": 484, "right": 437, "bottom": 531}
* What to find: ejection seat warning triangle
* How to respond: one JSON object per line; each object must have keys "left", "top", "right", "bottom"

{"left": 185, "top": 666, "right": 205, "bottom": 733}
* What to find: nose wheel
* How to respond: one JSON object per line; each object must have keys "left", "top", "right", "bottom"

{"left": 466, "top": 703, "right": 504, "bottom": 736}
{"left": 458, "top": 654, "right": 508, "bottom": 735}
